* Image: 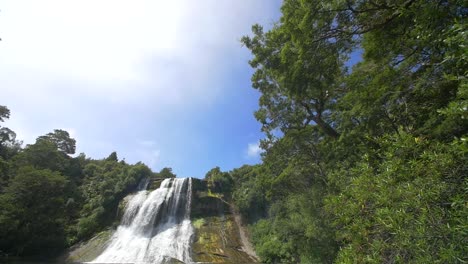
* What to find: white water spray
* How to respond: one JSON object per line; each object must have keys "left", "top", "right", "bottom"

{"left": 92, "top": 177, "right": 194, "bottom": 263}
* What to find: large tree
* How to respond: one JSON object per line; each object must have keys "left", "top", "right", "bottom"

{"left": 0, "top": 166, "right": 68, "bottom": 256}
{"left": 0, "top": 105, "right": 10, "bottom": 123}
{"left": 242, "top": 0, "right": 466, "bottom": 141}
{"left": 238, "top": 1, "right": 467, "bottom": 263}
{"left": 37, "top": 129, "right": 76, "bottom": 155}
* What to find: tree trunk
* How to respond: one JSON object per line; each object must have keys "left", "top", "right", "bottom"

{"left": 311, "top": 116, "right": 340, "bottom": 139}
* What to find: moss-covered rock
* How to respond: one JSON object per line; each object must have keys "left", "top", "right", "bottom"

{"left": 116, "top": 192, "right": 136, "bottom": 221}
{"left": 160, "top": 256, "right": 185, "bottom": 263}
{"left": 191, "top": 178, "right": 258, "bottom": 263}
{"left": 147, "top": 178, "right": 163, "bottom": 191}
{"left": 61, "top": 229, "right": 113, "bottom": 263}
{"left": 192, "top": 214, "right": 257, "bottom": 263}
{"left": 191, "top": 178, "right": 229, "bottom": 217}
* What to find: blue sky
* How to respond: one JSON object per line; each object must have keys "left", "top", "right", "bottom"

{"left": 0, "top": 0, "right": 282, "bottom": 178}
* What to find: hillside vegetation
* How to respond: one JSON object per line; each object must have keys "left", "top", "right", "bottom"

{"left": 0, "top": 112, "right": 175, "bottom": 257}
{"left": 206, "top": 0, "right": 467, "bottom": 263}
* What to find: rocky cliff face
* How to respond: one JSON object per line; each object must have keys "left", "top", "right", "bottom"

{"left": 190, "top": 178, "right": 257, "bottom": 263}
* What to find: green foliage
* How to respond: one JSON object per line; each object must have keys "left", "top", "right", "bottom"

{"left": 251, "top": 219, "right": 296, "bottom": 263}
{"left": 205, "top": 166, "right": 234, "bottom": 193}
{"left": 241, "top": 8, "right": 343, "bottom": 139}
{"left": 13, "top": 139, "right": 70, "bottom": 172}
{"left": 0, "top": 166, "right": 68, "bottom": 256}
{"left": 0, "top": 118, "right": 156, "bottom": 257}
{"left": 231, "top": 165, "right": 268, "bottom": 223}
{"left": 158, "top": 167, "right": 176, "bottom": 178}
{"left": 0, "top": 105, "right": 10, "bottom": 122}
{"left": 236, "top": 0, "right": 468, "bottom": 263}
{"left": 0, "top": 157, "right": 9, "bottom": 188}
{"left": 326, "top": 134, "right": 467, "bottom": 263}
{"left": 0, "top": 106, "right": 21, "bottom": 162}
{"left": 106, "top": 151, "right": 118, "bottom": 162}
{"left": 0, "top": 127, "right": 21, "bottom": 159}
{"left": 250, "top": 190, "right": 338, "bottom": 263}
{"left": 76, "top": 211, "right": 102, "bottom": 239}
{"left": 75, "top": 160, "right": 152, "bottom": 240}
{"left": 37, "top": 129, "right": 76, "bottom": 154}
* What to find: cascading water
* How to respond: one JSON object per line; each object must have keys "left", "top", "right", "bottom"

{"left": 92, "top": 177, "right": 194, "bottom": 263}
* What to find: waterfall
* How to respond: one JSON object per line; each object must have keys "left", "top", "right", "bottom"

{"left": 92, "top": 177, "right": 194, "bottom": 263}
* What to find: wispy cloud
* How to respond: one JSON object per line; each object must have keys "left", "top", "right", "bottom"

{"left": 246, "top": 142, "right": 263, "bottom": 159}
{"left": 138, "top": 149, "right": 161, "bottom": 169}
{"left": 138, "top": 140, "right": 157, "bottom": 147}
{"left": 0, "top": 0, "right": 281, "bottom": 176}
{"left": 0, "top": 0, "right": 277, "bottom": 106}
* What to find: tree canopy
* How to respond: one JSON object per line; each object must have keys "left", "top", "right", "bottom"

{"left": 232, "top": 0, "right": 467, "bottom": 263}
{"left": 0, "top": 107, "right": 156, "bottom": 257}
{"left": 37, "top": 129, "right": 76, "bottom": 155}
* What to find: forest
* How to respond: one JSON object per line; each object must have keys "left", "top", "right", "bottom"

{"left": 0, "top": 108, "right": 176, "bottom": 257}
{"left": 206, "top": 0, "right": 467, "bottom": 263}
{"left": 1, "top": 0, "right": 467, "bottom": 263}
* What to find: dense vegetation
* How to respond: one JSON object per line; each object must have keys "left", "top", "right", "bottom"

{"left": 207, "top": 0, "right": 467, "bottom": 263}
{"left": 0, "top": 107, "right": 175, "bottom": 257}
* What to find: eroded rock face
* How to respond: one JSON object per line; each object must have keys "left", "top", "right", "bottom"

{"left": 190, "top": 179, "right": 258, "bottom": 263}
{"left": 62, "top": 230, "right": 113, "bottom": 262}
{"left": 147, "top": 178, "right": 164, "bottom": 191}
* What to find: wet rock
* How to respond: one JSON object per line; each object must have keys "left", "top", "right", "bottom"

{"left": 148, "top": 178, "right": 164, "bottom": 191}
{"left": 190, "top": 179, "right": 258, "bottom": 263}
{"left": 60, "top": 229, "right": 113, "bottom": 263}
{"left": 161, "top": 256, "right": 185, "bottom": 264}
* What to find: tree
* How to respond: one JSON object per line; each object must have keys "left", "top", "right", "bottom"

{"left": 0, "top": 166, "right": 68, "bottom": 256}
{"left": 325, "top": 0, "right": 466, "bottom": 140}
{"left": 14, "top": 139, "right": 70, "bottom": 172}
{"left": 231, "top": 165, "right": 268, "bottom": 223}
{"left": 106, "top": 151, "right": 118, "bottom": 162}
{"left": 0, "top": 107, "right": 161, "bottom": 257}
{"left": 238, "top": 1, "right": 467, "bottom": 263}
{"left": 241, "top": 1, "right": 349, "bottom": 139}
{"left": 205, "top": 167, "right": 233, "bottom": 193}
{"left": 325, "top": 134, "right": 467, "bottom": 263}
{"left": 159, "top": 167, "right": 176, "bottom": 178}
{"left": 37, "top": 129, "right": 76, "bottom": 155}
{"left": 0, "top": 105, "right": 10, "bottom": 123}
{"left": 243, "top": 0, "right": 466, "bottom": 142}
{"left": 0, "top": 106, "right": 21, "bottom": 159}
{"left": 0, "top": 127, "right": 21, "bottom": 159}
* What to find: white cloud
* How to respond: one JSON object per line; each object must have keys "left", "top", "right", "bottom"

{"left": 138, "top": 140, "right": 157, "bottom": 147}
{"left": 0, "top": 0, "right": 278, "bottom": 106}
{"left": 0, "top": 1, "right": 182, "bottom": 81}
{"left": 114, "top": 140, "right": 162, "bottom": 169}
{"left": 0, "top": 0, "right": 281, "bottom": 173}
{"left": 138, "top": 149, "right": 161, "bottom": 169}
{"left": 246, "top": 142, "right": 263, "bottom": 158}
{"left": 136, "top": 140, "right": 161, "bottom": 169}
